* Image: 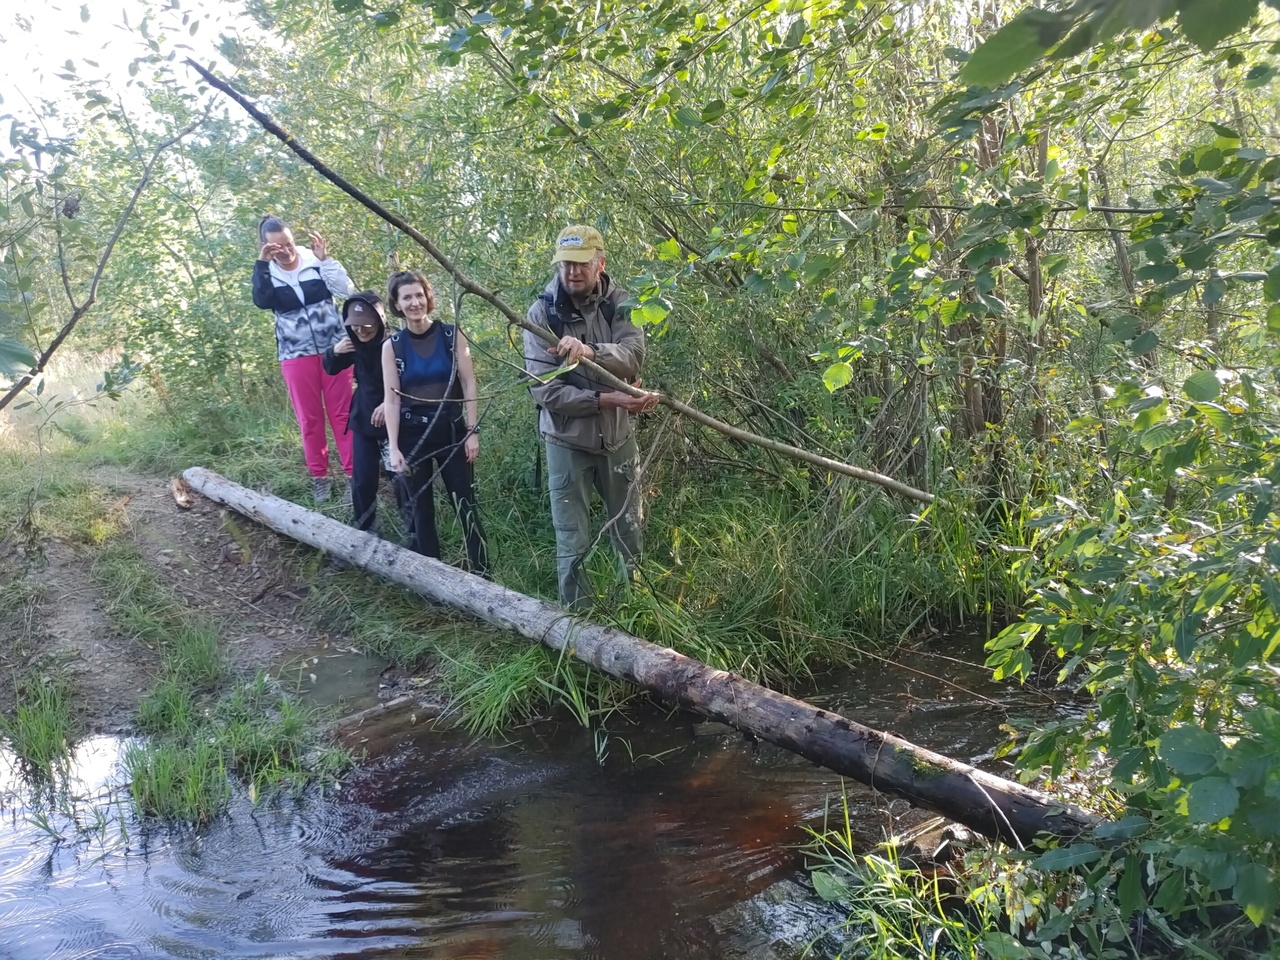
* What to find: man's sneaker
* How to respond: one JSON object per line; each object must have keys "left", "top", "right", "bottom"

{"left": 312, "top": 476, "right": 333, "bottom": 503}
{"left": 339, "top": 482, "right": 353, "bottom": 510}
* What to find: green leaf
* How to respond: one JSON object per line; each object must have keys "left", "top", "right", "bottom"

{"left": 1159, "top": 726, "right": 1223, "bottom": 776}
{"left": 1263, "top": 265, "right": 1280, "bottom": 301}
{"left": 962, "top": 13, "right": 1062, "bottom": 87}
{"left": 1118, "top": 854, "right": 1146, "bottom": 916}
{"left": 1140, "top": 423, "right": 1180, "bottom": 451}
{"left": 1185, "top": 776, "right": 1239, "bottom": 822}
{"left": 1202, "top": 276, "right": 1227, "bottom": 304}
{"left": 1177, "top": 0, "right": 1259, "bottom": 52}
{"left": 823, "top": 362, "right": 853, "bottom": 393}
{"left": 0, "top": 338, "right": 37, "bottom": 377}
{"left": 673, "top": 107, "right": 703, "bottom": 128}
{"left": 981, "top": 932, "right": 1029, "bottom": 959}
{"left": 700, "top": 99, "right": 726, "bottom": 123}
{"left": 810, "top": 868, "right": 852, "bottom": 902}
{"left": 1137, "top": 263, "right": 1179, "bottom": 283}
{"left": 1110, "top": 314, "right": 1142, "bottom": 341}
{"left": 655, "top": 238, "right": 681, "bottom": 261}
{"left": 1196, "top": 403, "right": 1233, "bottom": 433}
{"left": 1184, "top": 369, "right": 1221, "bottom": 402}
{"left": 1234, "top": 863, "right": 1277, "bottom": 926}
{"left": 1094, "top": 815, "right": 1150, "bottom": 840}
{"left": 1033, "top": 842, "right": 1103, "bottom": 871}
{"left": 1197, "top": 147, "right": 1224, "bottom": 171}
{"left": 1174, "top": 613, "right": 1204, "bottom": 661}
{"left": 635, "top": 300, "right": 669, "bottom": 325}
{"left": 1129, "top": 330, "right": 1160, "bottom": 354}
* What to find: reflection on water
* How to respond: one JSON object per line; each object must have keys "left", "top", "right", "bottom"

{"left": 0, "top": 642, "right": 1054, "bottom": 959}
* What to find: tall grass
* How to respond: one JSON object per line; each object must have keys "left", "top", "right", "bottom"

{"left": 91, "top": 541, "right": 347, "bottom": 823}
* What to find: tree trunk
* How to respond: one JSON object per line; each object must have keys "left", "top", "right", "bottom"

{"left": 183, "top": 467, "right": 1100, "bottom": 847}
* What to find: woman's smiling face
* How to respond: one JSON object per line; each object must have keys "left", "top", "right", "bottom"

{"left": 395, "top": 282, "right": 430, "bottom": 323}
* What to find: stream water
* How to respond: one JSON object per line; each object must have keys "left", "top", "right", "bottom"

{"left": 0, "top": 639, "right": 1057, "bottom": 959}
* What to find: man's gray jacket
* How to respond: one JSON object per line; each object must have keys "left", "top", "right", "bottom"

{"left": 523, "top": 273, "right": 646, "bottom": 454}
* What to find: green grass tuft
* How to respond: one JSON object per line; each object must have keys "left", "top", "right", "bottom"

{"left": 803, "top": 789, "right": 994, "bottom": 960}
{"left": 0, "top": 676, "right": 75, "bottom": 778}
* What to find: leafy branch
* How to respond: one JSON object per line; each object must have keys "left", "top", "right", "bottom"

{"left": 0, "top": 117, "right": 205, "bottom": 414}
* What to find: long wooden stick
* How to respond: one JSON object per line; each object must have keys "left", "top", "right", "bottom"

{"left": 185, "top": 61, "right": 935, "bottom": 505}
{"left": 184, "top": 466, "right": 1096, "bottom": 844}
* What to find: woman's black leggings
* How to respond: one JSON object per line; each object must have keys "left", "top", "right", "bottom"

{"left": 399, "top": 413, "right": 488, "bottom": 576}
{"left": 350, "top": 431, "right": 412, "bottom": 538}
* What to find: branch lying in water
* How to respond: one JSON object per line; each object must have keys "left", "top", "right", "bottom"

{"left": 186, "top": 60, "right": 935, "bottom": 505}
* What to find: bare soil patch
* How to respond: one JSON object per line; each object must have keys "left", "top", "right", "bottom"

{"left": 93, "top": 466, "right": 325, "bottom": 668}
{"left": 1, "top": 468, "right": 370, "bottom": 735}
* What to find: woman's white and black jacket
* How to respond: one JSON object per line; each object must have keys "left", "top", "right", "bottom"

{"left": 252, "top": 248, "right": 355, "bottom": 361}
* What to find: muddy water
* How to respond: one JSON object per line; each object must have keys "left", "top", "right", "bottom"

{"left": 0, "top": 641, "right": 1055, "bottom": 959}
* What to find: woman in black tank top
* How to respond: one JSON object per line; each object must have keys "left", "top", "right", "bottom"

{"left": 381, "top": 270, "right": 488, "bottom": 575}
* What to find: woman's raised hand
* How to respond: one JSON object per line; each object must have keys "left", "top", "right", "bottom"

{"left": 310, "top": 232, "right": 328, "bottom": 260}
{"left": 258, "top": 241, "right": 280, "bottom": 262}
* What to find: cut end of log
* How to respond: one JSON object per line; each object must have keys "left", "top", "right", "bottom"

{"left": 170, "top": 476, "right": 194, "bottom": 509}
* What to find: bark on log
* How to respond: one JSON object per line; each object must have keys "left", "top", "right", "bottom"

{"left": 184, "top": 466, "right": 1099, "bottom": 846}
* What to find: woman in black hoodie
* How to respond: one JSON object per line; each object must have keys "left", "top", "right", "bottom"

{"left": 322, "top": 291, "right": 405, "bottom": 534}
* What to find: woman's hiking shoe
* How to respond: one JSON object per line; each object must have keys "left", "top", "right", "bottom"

{"left": 312, "top": 476, "right": 333, "bottom": 503}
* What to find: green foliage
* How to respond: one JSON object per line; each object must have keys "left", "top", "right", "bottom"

{"left": 986, "top": 355, "right": 1280, "bottom": 948}
{"left": 0, "top": 676, "right": 74, "bottom": 778}
{"left": 964, "top": 0, "right": 1266, "bottom": 87}
{"left": 803, "top": 790, "right": 995, "bottom": 960}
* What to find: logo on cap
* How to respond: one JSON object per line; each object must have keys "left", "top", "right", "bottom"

{"left": 559, "top": 235, "right": 584, "bottom": 247}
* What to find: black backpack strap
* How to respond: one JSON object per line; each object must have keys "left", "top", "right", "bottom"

{"left": 538, "top": 292, "right": 565, "bottom": 339}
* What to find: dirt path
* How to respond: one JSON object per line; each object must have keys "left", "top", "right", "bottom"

{"left": 1, "top": 468, "right": 366, "bottom": 735}
{"left": 94, "top": 466, "right": 324, "bottom": 667}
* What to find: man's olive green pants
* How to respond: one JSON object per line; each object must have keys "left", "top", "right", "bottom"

{"left": 545, "top": 435, "right": 642, "bottom": 611}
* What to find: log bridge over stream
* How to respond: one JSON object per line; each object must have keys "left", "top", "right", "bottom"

{"left": 183, "top": 467, "right": 1099, "bottom": 849}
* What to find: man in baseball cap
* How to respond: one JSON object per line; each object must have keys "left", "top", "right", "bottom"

{"left": 523, "top": 224, "right": 660, "bottom": 611}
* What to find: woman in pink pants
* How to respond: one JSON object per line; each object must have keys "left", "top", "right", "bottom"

{"left": 252, "top": 215, "right": 356, "bottom": 503}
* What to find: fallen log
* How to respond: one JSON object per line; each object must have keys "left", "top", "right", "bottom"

{"left": 184, "top": 466, "right": 1097, "bottom": 845}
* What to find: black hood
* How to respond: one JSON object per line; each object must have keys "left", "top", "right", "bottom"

{"left": 342, "top": 292, "right": 389, "bottom": 355}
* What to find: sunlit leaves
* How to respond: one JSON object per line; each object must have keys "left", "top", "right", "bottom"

{"left": 822, "top": 361, "right": 852, "bottom": 392}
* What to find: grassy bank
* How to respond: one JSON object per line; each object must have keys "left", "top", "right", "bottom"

{"left": 1, "top": 420, "right": 349, "bottom": 822}
{"left": 90, "top": 540, "right": 348, "bottom": 822}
